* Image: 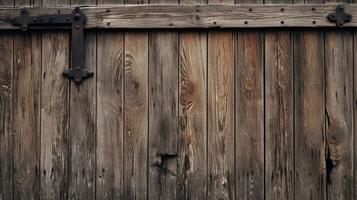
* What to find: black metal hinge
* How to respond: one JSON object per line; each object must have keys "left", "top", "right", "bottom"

{"left": 327, "top": 5, "right": 352, "bottom": 28}
{"left": 7, "top": 7, "right": 93, "bottom": 85}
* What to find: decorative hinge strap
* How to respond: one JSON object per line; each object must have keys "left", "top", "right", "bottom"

{"left": 327, "top": 5, "right": 352, "bottom": 28}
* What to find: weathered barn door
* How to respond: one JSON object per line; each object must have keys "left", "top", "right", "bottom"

{"left": 0, "top": 0, "right": 356, "bottom": 199}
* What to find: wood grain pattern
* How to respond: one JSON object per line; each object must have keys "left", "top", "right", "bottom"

{"left": 123, "top": 32, "right": 148, "bottom": 200}
{"left": 0, "top": 32, "right": 13, "bottom": 200}
{"left": 148, "top": 31, "right": 179, "bottom": 200}
{"left": 235, "top": 31, "right": 264, "bottom": 200}
{"left": 265, "top": 31, "right": 294, "bottom": 200}
{"left": 325, "top": 31, "right": 354, "bottom": 200}
{"left": 2, "top": 5, "right": 357, "bottom": 29}
{"left": 177, "top": 32, "right": 207, "bottom": 200}
{"left": 40, "top": 31, "right": 69, "bottom": 200}
{"left": 13, "top": 32, "right": 41, "bottom": 200}
{"left": 354, "top": 30, "right": 357, "bottom": 200}
{"left": 96, "top": 32, "right": 124, "bottom": 199}
{"left": 294, "top": 31, "right": 326, "bottom": 200}
{"left": 207, "top": 31, "right": 235, "bottom": 200}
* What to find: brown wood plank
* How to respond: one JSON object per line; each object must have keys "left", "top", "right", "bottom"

{"left": 354, "top": 30, "right": 357, "bottom": 200}
{"left": 2, "top": 4, "right": 357, "bottom": 29}
{"left": 325, "top": 31, "right": 354, "bottom": 200}
{"left": 0, "top": 32, "right": 13, "bottom": 200}
{"left": 265, "top": 31, "right": 294, "bottom": 200}
{"left": 13, "top": 32, "right": 41, "bottom": 200}
{"left": 207, "top": 29, "right": 235, "bottom": 200}
{"left": 293, "top": 31, "right": 326, "bottom": 200}
{"left": 123, "top": 32, "right": 148, "bottom": 200}
{"left": 40, "top": 32, "right": 70, "bottom": 200}
{"left": 235, "top": 31, "right": 264, "bottom": 200}
{"left": 177, "top": 32, "right": 207, "bottom": 200}
{"left": 68, "top": 0, "right": 96, "bottom": 199}
{"left": 148, "top": 11, "right": 179, "bottom": 198}
{"left": 96, "top": 31, "right": 124, "bottom": 199}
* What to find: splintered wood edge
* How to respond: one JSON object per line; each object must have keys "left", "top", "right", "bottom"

{"left": 0, "top": 4, "right": 356, "bottom": 29}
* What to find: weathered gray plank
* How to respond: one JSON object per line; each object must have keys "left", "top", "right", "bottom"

{"left": 294, "top": 31, "right": 326, "bottom": 200}
{"left": 148, "top": 32, "right": 179, "bottom": 200}
{"left": 123, "top": 32, "right": 148, "bottom": 200}
{"left": 325, "top": 31, "right": 354, "bottom": 200}
{"left": 354, "top": 30, "right": 357, "bottom": 200}
{"left": 207, "top": 31, "right": 235, "bottom": 200}
{"left": 0, "top": 32, "right": 13, "bottom": 200}
{"left": 1, "top": 5, "right": 357, "bottom": 29}
{"left": 40, "top": 32, "right": 69, "bottom": 200}
{"left": 177, "top": 32, "right": 207, "bottom": 200}
{"left": 235, "top": 31, "right": 264, "bottom": 200}
{"left": 265, "top": 31, "right": 294, "bottom": 200}
{"left": 68, "top": 0, "right": 96, "bottom": 199}
{"left": 13, "top": 32, "right": 41, "bottom": 200}
{"left": 96, "top": 31, "right": 124, "bottom": 199}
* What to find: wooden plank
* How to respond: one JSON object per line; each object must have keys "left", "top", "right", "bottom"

{"left": 265, "top": 31, "right": 294, "bottom": 200}
{"left": 40, "top": 31, "right": 70, "bottom": 200}
{"left": 13, "top": 32, "right": 41, "bottom": 200}
{"left": 325, "top": 31, "right": 354, "bottom": 200}
{"left": 123, "top": 32, "right": 148, "bottom": 199}
{"left": 68, "top": 0, "right": 96, "bottom": 199}
{"left": 354, "top": 30, "right": 357, "bottom": 200}
{"left": 0, "top": 32, "right": 13, "bottom": 200}
{"left": 293, "top": 31, "right": 326, "bottom": 200}
{"left": 2, "top": 4, "right": 357, "bottom": 29}
{"left": 177, "top": 32, "right": 207, "bottom": 199}
{"left": 148, "top": 30, "right": 179, "bottom": 200}
{"left": 96, "top": 32, "right": 124, "bottom": 199}
{"left": 235, "top": 31, "right": 264, "bottom": 200}
{"left": 207, "top": 31, "right": 235, "bottom": 200}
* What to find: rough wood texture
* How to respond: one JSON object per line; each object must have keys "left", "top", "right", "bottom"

{"left": 96, "top": 32, "right": 124, "bottom": 199}
{"left": 123, "top": 33, "right": 148, "bottom": 200}
{"left": 265, "top": 31, "right": 294, "bottom": 200}
{"left": 354, "top": 31, "right": 357, "bottom": 200}
{"left": 177, "top": 32, "right": 207, "bottom": 200}
{"left": 13, "top": 32, "right": 41, "bottom": 200}
{"left": 148, "top": 32, "right": 179, "bottom": 200}
{"left": 2, "top": 4, "right": 357, "bottom": 29}
{"left": 207, "top": 31, "right": 235, "bottom": 200}
{"left": 0, "top": 32, "right": 13, "bottom": 200}
{"left": 325, "top": 31, "right": 354, "bottom": 200}
{"left": 294, "top": 31, "right": 326, "bottom": 200}
{"left": 235, "top": 31, "right": 264, "bottom": 200}
{"left": 40, "top": 32, "right": 69, "bottom": 200}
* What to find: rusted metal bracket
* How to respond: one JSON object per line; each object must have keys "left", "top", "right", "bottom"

{"left": 327, "top": 5, "right": 352, "bottom": 28}
{"left": 7, "top": 7, "right": 93, "bottom": 85}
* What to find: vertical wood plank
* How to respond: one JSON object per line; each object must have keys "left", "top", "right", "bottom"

{"left": 325, "top": 31, "right": 354, "bottom": 200}
{"left": 68, "top": 0, "right": 96, "bottom": 199}
{"left": 13, "top": 32, "right": 41, "bottom": 200}
{"left": 177, "top": 32, "right": 207, "bottom": 200}
{"left": 235, "top": 31, "right": 264, "bottom": 200}
{"left": 207, "top": 31, "right": 235, "bottom": 200}
{"left": 354, "top": 31, "right": 357, "bottom": 200}
{"left": 40, "top": 0, "right": 70, "bottom": 200}
{"left": 13, "top": 2, "right": 40, "bottom": 200}
{"left": 148, "top": 32, "right": 179, "bottom": 200}
{"left": 123, "top": 32, "right": 148, "bottom": 199}
{"left": 0, "top": 32, "right": 13, "bottom": 200}
{"left": 294, "top": 31, "right": 326, "bottom": 200}
{"left": 40, "top": 32, "right": 69, "bottom": 200}
{"left": 265, "top": 31, "right": 294, "bottom": 200}
{"left": 148, "top": 0, "right": 179, "bottom": 199}
{"left": 96, "top": 32, "right": 124, "bottom": 199}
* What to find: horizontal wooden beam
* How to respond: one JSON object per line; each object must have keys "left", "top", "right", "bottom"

{"left": 0, "top": 4, "right": 356, "bottom": 29}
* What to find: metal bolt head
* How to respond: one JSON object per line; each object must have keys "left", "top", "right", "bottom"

{"left": 74, "top": 13, "right": 81, "bottom": 20}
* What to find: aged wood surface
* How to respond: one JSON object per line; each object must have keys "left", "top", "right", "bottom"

{"left": 96, "top": 31, "right": 124, "bottom": 199}
{"left": 294, "top": 31, "right": 326, "bottom": 200}
{"left": 354, "top": 30, "right": 357, "bottom": 200}
{"left": 235, "top": 31, "right": 264, "bottom": 200}
{"left": 325, "top": 31, "right": 354, "bottom": 200}
{"left": 207, "top": 0, "right": 235, "bottom": 196}
{"left": 0, "top": 32, "right": 12, "bottom": 200}
{"left": 123, "top": 32, "right": 148, "bottom": 199}
{"left": 177, "top": 32, "right": 207, "bottom": 199}
{"left": 2, "top": 4, "right": 357, "bottom": 29}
